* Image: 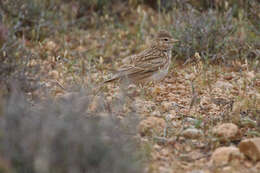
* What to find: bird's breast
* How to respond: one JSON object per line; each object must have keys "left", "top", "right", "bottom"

{"left": 164, "top": 50, "right": 172, "bottom": 70}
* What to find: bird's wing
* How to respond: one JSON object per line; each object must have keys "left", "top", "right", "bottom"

{"left": 122, "top": 46, "right": 160, "bottom": 65}
{"left": 116, "top": 50, "right": 167, "bottom": 81}
{"left": 104, "top": 48, "right": 166, "bottom": 82}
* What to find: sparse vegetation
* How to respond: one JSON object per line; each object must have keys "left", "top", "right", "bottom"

{"left": 0, "top": 88, "right": 142, "bottom": 173}
{"left": 0, "top": 0, "right": 260, "bottom": 173}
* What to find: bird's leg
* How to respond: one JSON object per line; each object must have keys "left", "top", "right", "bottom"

{"left": 138, "top": 83, "right": 146, "bottom": 98}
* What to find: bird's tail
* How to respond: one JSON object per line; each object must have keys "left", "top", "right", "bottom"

{"left": 103, "top": 77, "right": 117, "bottom": 83}
{"left": 103, "top": 74, "right": 120, "bottom": 83}
{"left": 93, "top": 76, "right": 118, "bottom": 95}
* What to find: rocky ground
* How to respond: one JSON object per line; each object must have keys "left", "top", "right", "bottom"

{"left": 27, "top": 33, "right": 260, "bottom": 173}
{"left": 1, "top": 2, "right": 259, "bottom": 173}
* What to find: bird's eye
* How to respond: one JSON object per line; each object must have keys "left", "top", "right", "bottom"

{"left": 164, "top": 38, "right": 168, "bottom": 41}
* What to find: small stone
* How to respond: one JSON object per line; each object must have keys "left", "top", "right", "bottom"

{"left": 165, "top": 113, "right": 174, "bottom": 121}
{"left": 28, "top": 59, "right": 38, "bottom": 67}
{"left": 185, "top": 73, "right": 196, "bottom": 80}
{"left": 215, "top": 80, "right": 233, "bottom": 89}
{"left": 151, "top": 110, "right": 161, "bottom": 117}
{"left": 161, "top": 101, "right": 172, "bottom": 112}
{"left": 246, "top": 71, "right": 255, "bottom": 81}
{"left": 182, "top": 128, "right": 203, "bottom": 139}
{"left": 127, "top": 84, "right": 139, "bottom": 96}
{"left": 188, "top": 170, "right": 205, "bottom": 173}
{"left": 138, "top": 117, "right": 166, "bottom": 136}
{"left": 45, "top": 40, "right": 57, "bottom": 50}
{"left": 48, "top": 70, "right": 59, "bottom": 79}
{"left": 153, "top": 144, "right": 161, "bottom": 151}
{"left": 158, "top": 166, "right": 171, "bottom": 173}
{"left": 223, "top": 75, "right": 233, "bottom": 80}
{"left": 213, "top": 123, "right": 239, "bottom": 141}
{"left": 210, "top": 146, "right": 244, "bottom": 166}
{"left": 238, "top": 137, "right": 260, "bottom": 162}
{"left": 253, "top": 162, "right": 260, "bottom": 170}
{"left": 222, "top": 166, "right": 233, "bottom": 173}
{"left": 186, "top": 117, "right": 198, "bottom": 123}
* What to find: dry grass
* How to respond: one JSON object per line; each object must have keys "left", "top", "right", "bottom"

{"left": 0, "top": 0, "right": 260, "bottom": 173}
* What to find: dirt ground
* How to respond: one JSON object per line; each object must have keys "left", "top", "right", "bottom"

{"left": 1, "top": 2, "right": 260, "bottom": 172}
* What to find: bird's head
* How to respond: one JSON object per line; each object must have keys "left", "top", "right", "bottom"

{"left": 154, "top": 30, "right": 179, "bottom": 51}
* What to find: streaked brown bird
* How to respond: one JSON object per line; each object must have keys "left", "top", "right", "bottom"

{"left": 104, "top": 30, "right": 178, "bottom": 84}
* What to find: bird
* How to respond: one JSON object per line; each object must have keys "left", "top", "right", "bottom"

{"left": 104, "top": 30, "right": 178, "bottom": 84}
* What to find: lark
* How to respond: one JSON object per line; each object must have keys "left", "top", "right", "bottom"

{"left": 104, "top": 30, "right": 178, "bottom": 84}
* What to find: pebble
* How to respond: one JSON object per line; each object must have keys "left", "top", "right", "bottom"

{"left": 213, "top": 123, "right": 239, "bottom": 141}
{"left": 239, "top": 137, "right": 260, "bottom": 162}
{"left": 182, "top": 128, "right": 203, "bottom": 139}
{"left": 210, "top": 146, "right": 244, "bottom": 166}
{"left": 138, "top": 117, "right": 166, "bottom": 136}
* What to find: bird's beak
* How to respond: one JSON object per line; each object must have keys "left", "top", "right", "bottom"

{"left": 171, "top": 38, "right": 179, "bottom": 43}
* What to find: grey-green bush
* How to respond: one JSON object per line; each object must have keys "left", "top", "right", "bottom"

{"left": 0, "top": 86, "right": 142, "bottom": 173}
